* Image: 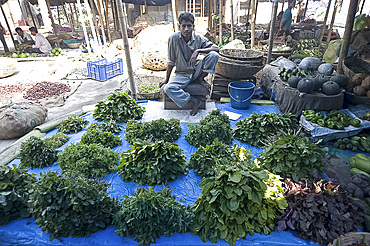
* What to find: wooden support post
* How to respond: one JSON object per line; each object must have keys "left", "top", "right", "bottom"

{"left": 318, "top": 0, "right": 332, "bottom": 45}
{"left": 230, "top": 0, "right": 234, "bottom": 40}
{"left": 62, "top": 3, "right": 70, "bottom": 25}
{"left": 25, "top": 0, "right": 37, "bottom": 27}
{"left": 193, "top": 0, "right": 195, "bottom": 15}
{"left": 158, "top": 6, "right": 160, "bottom": 22}
{"left": 67, "top": 1, "right": 76, "bottom": 31}
{"left": 77, "top": 0, "right": 92, "bottom": 54}
{"left": 208, "top": 0, "right": 212, "bottom": 30}
{"left": 325, "top": 0, "right": 339, "bottom": 49}
{"left": 171, "top": 0, "right": 178, "bottom": 32}
{"left": 250, "top": 0, "right": 255, "bottom": 48}
{"left": 359, "top": 0, "right": 365, "bottom": 13}
{"left": 96, "top": 0, "right": 107, "bottom": 43}
{"left": 267, "top": 1, "right": 278, "bottom": 63}
{"left": 45, "top": 0, "right": 58, "bottom": 37}
{"left": 57, "top": 5, "right": 61, "bottom": 25}
{"left": 86, "top": 0, "right": 101, "bottom": 46}
{"left": 104, "top": 0, "right": 111, "bottom": 42}
{"left": 0, "top": 4, "right": 15, "bottom": 45}
{"left": 6, "top": 2, "right": 16, "bottom": 29}
{"left": 116, "top": 0, "right": 136, "bottom": 99}
{"left": 337, "top": 0, "right": 359, "bottom": 74}
{"left": 281, "top": 0, "right": 285, "bottom": 12}
{"left": 73, "top": 3, "right": 79, "bottom": 24}
{"left": 110, "top": 0, "right": 117, "bottom": 31}
{"left": 17, "top": 0, "right": 26, "bottom": 22}
{"left": 303, "top": 0, "right": 308, "bottom": 19}
{"left": 144, "top": 0, "right": 147, "bottom": 14}
{"left": 246, "top": 0, "right": 251, "bottom": 30}
{"left": 88, "top": 0, "right": 99, "bottom": 35}
{"left": 213, "top": 0, "right": 216, "bottom": 31}
{"left": 219, "top": 0, "right": 222, "bottom": 44}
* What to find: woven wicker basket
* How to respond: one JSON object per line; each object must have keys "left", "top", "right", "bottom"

{"left": 220, "top": 49, "right": 264, "bottom": 61}
{"left": 66, "top": 42, "right": 82, "bottom": 49}
{"left": 216, "top": 59, "right": 263, "bottom": 79}
{"left": 328, "top": 232, "right": 370, "bottom": 246}
{"left": 141, "top": 51, "right": 167, "bottom": 71}
{"left": 0, "top": 59, "right": 16, "bottom": 78}
{"left": 342, "top": 57, "right": 370, "bottom": 79}
{"left": 135, "top": 75, "right": 163, "bottom": 100}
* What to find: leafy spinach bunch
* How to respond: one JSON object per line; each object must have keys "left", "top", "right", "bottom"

{"left": 87, "top": 120, "right": 123, "bottom": 134}
{"left": 125, "top": 118, "right": 181, "bottom": 143}
{"left": 118, "top": 140, "right": 188, "bottom": 185}
{"left": 185, "top": 109, "right": 233, "bottom": 148}
{"left": 19, "top": 136, "right": 58, "bottom": 168}
{"left": 28, "top": 172, "right": 118, "bottom": 241}
{"left": 43, "top": 132, "right": 70, "bottom": 149}
{"left": 278, "top": 179, "right": 364, "bottom": 245}
{"left": 191, "top": 162, "right": 287, "bottom": 246}
{"left": 257, "top": 133, "right": 325, "bottom": 182}
{"left": 93, "top": 91, "right": 145, "bottom": 123}
{"left": 58, "top": 115, "right": 89, "bottom": 134}
{"left": 0, "top": 164, "right": 36, "bottom": 225}
{"left": 80, "top": 128, "right": 122, "bottom": 148}
{"left": 58, "top": 142, "right": 119, "bottom": 178}
{"left": 114, "top": 187, "right": 192, "bottom": 246}
{"left": 189, "top": 139, "right": 251, "bottom": 177}
{"left": 233, "top": 112, "right": 298, "bottom": 147}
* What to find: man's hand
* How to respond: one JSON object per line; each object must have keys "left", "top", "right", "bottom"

{"left": 159, "top": 79, "right": 168, "bottom": 88}
{"left": 189, "top": 50, "right": 199, "bottom": 67}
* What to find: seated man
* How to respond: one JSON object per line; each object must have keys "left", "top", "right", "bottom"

{"left": 160, "top": 12, "right": 219, "bottom": 116}
{"left": 27, "top": 27, "right": 52, "bottom": 54}
{"left": 15, "top": 27, "right": 34, "bottom": 45}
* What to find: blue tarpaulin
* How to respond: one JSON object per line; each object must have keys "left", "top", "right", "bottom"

{"left": 0, "top": 102, "right": 326, "bottom": 246}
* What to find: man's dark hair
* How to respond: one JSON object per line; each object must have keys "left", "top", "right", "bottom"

{"left": 288, "top": 0, "right": 295, "bottom": 4}
{"left": 15, "top": 27, "right": 22, "bottom": 32}
{"left": 29, "top": 27, "right": 38, "bottom": 33}
{"left": 178, "top": 12, "right": 194, "bottom": 24}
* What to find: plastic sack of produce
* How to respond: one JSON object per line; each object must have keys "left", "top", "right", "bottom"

{"left": 323, "top": 39, "right": 342, "bottom": 64}
{"left": 0, "top": 102, "right": 47, "bottom": 139}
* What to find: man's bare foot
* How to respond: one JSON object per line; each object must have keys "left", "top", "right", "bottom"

{"left": 198, "top": 78, "right": 211, "bottom": 92}
{"left": 189, "top": 96, "right": 202, "bottom": 116}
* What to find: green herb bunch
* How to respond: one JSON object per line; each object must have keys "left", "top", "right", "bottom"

{"left": 58, "top": 143, "right": 119, "bottom": 178}
{"left": 278, "top": 179, "right": 364, "bottom": 245}
{"left": 125, "top": 118, "right": 182, "bottom": 143}
{"left": 139, "top": 84, "right": 160, "bottom": 93}
{"left": 43, "top": 132, "right": 70, "bottom": 149}
{"left": 99, "top": 119, "right": 123, "bottom": 133}
{"left": 0, "top": 164, "right": 36, "bottom": 225}
{"left": 185, "top": 109, "right": 233, "bottom": 148}
{"left": 191, "top": 162, "right": 287, "bottom": 246}
{"left": 58, "top": 115, "right": 89, "bottom": 134}
{"left": 28, "top": 172, "right": 118, "bottom": 241}
{"left": 189, "top": 139, "right": 251, "bottom": 177}
{"left": 233, "top": 112, "right": 298, "bottom": 147}
{"left": 114, "top": 187, "right": 192, "bottom": 246}
{"left": 80, "top": 128, "right": 122, "bottom": 148}
{"left": 93, "top": 91, "right": 145, "bottom": 123}
{"left": 19, "top": 136, "right": 58, "bottom": 168}
{"left": 257, "top": 133, "right": 324, "bottom": 182}
{"left": 118, "top": 140, "right": 188, "bottom": 185}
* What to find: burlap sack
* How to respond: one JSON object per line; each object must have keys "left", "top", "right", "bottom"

{"left": 0, "top": 102, "right": 47, "bottom": 139}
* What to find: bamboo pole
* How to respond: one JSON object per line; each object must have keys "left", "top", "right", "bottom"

{"left": 208, "top": 0, "right": 212, "bottom": 30}
{"left": 144, "top": 0, "right": 147, "bottom": 14}
{"left": 219, "top": 0, "right": 222, "bottom": 44}
{"left": 171, "top": 0, "right": 177, "bottom": 32}
{"left": 337, "top": 0, "right": 359, "bottom": 74}
{"left": 88, "top": 0, "right": 99, "bottom": 35}
{"left": 0, "top": 4, "right": 15, "bottom": 45}
{"left": 359, "top": 0, "right": 365, "bottom": 13}
{"left": 158, "top": 6, "right": 160, "bottom": 22}
{"left": 246, "top": 0, "right": 251, "bottom": 30}
{"left": 281, "top": 0, "right": 284, "bottom": 12}
{"left": 110, "top": 0, "right": 117, "bottom": 31}
{"left": 250, "top": 0, "right": 255, "bottom": 48}
{"left": 17, "top": 0, "right": 26, "bottom": 22}
{"left": 73, "top": 3, "right": 79, "bottom": 24}
{"left": 77, "top": 0, "right": 92, "bottom": 54}
{"left": 62, "top": 3, "right": 70, "bottom": 26}
{"left": 86, "top": 0, "right": 101, "bottom": 46}
{"left": 303, "top": 0, "right": 308, "bottom": 19}
{"left": 318, "top": 0, "right": 332, "bottom": 45}
{"left": 95, "top": 0, "right": 107, "bottom": 44}
{"left": 193, "top": 0, "right": 195, "bottom": 15}
{"left": 116, "top": 0, "right": 136, "bottom": 99}
{"left": 267, "top": 1, "right": 278, "bottom": 63}
{"left": 104, "top": 0, "right": 111, "bottom": 42}
{"left": 25, "top": 0, "right": 37, "bottom": 27}
{"left": 230, "top": 0, "right": 234, "bottom": 40}
{"left": 325, "top": 0, "right": 339, "bottom": 49}
{"left": 6, "top": 2, "right": 16, "bottom": 30}
{"left": 67, "top": 1, "right": 76, "bottom": 32}
{"left": 45, "top": 0, "right": 58, "bottom": 37}
{"left": 57, "top": 4, "right": 61, "bottom": 25}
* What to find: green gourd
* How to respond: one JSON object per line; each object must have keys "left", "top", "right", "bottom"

{"left": 297, "top": 78, "right": 315, "bottom": 93}
{"left": 322, "top": 81, "right": 341, "bottom": 95}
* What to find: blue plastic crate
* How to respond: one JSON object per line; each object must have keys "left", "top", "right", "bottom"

{"left": 87, "top": 58, "right": 123, "bottom": 81}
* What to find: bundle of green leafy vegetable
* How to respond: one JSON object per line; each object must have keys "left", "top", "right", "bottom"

{"left": 58, "top": 115, "right": 89, "bottom": 134}
{"left": 0, "top": 164, "right": 36, "bottom": 225}
{"left": 98, "top": 119, "right": 123, "bottom": 133}
{"left": 185, "top": 109, "right": 233, "bottom": 148}
{"left": 191, "top": 161, "right": 287, "bottom": 246}
{"left": 19, "top": 136, "right": 58, "bottom": 168}
{"left": 93, "top": 91, "right": 145, "bottom": 123}
{"left": 278, "top": 179, "right": 364, "bottom": 245}
{"left": 114, "top": 187, "right": 192, "bottom": 246}
{"left": 28, "top": 172, "right": 117, "bottom": 241}
{"left": 233, "top": 112, "right": 298, "bottom": 147}
{"left": 58, "top": 142, "right": 119, "bottom": 178}
{"left": 43, "top": 132, "right": 70, "bottom": 149}
{"left": 118, "top": 140, "right": 188, "bottom": 185}
{"left": 257, "top": 133, "right": 325, "bottom": 182}
{"left": 189, "top": 139, "right": 250, "bottom": 177}
{"left": 80, "top": 128, "right": 122, "bottom": 148}
{"left": 125, "top": 118, "right": 181, "bottom": 143}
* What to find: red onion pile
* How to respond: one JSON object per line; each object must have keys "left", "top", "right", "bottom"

{"left": 23, "top": 82, "right": 71, "bottom": 101}
{"left": 0, "top": 84, "right": 26, "bottom": 103}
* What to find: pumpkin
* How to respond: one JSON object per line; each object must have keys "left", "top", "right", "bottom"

{"left": 330, "top": 75, "right": 348, "bottom": 87}
{"left": 299, "top": 57, "right": 322, "bottom": 71}
{"left": 351, "top": 73, "right": 367, "bottom": 86}
{"left": 322, "top": 81, "right": 341, "bottom": 95}
{"left": 360, "top": 76, "right": 370, "bottom": 90}
{"left": 314, "top": 76, "right": 330, "bottom": 90}
{"left": 353, "top": 85, "right": 367, "bottom": 96}
{"left": 297, "top": 78, "right": 315, "bottom": 93}
{"left": 287, "top": 76, "right": 301, "bottom": 88}
{"left": 318, "top": 63, "right": 334, "bottom": 76}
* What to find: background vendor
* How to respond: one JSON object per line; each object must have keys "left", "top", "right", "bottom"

{"left": 15, "top": 27, "right": 34, "bottom": 45}
{"left": 279, "top": 0, "right": 296, "bottom": 36}
{"left": 27, "top": 27, "right": 52, "bottom": 54}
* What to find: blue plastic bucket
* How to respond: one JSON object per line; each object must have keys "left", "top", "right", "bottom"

{"left": 228, "top": 81, "right": 255, "bottom": 109}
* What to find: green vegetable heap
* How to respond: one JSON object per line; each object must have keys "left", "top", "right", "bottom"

{"left": 43, "top": 132, "right": 70, "bottom": 149}
{"left": 333, "top": 134, "right": 370, "bottom": 152}
{"left": 19, "top": 136, "right": 58, "bottom": 168}
{"left": 192, "top": 161, "right": 287, "bottom": 246}
{"left": 139, "top": 84, "right": 160, "bottom": 93}
{"left": 98, "top": 119, "right": 123, "bottom": 133}
{"left": 0, "top": 164, "right": 36, "bottom": 225}
{"left": 125, "top": 118, "right": 181, "bottom": 143}
{"left": 58, "top": 115, "right": 89, "bottom": 134}
{"left": 28, "top": 172, "right": 117, "bottom": 241}
{"left": 304, "top": 109, "right": 361, "bottom": 130}
{"left": 189, "top": 140, "right": 250, "bottom": 177}
{"left": 233, "top": 112, "right": 298, "bottom": 147}
{"left": 278, "top": 67, "right": 306, "bottom": 82}
{"left": 118, "top": 140, "right": 188, "bottom": 185}
{"left": 291, "top": 39, "right": 323, "bottom": 59}
{"left": 257, "top": 133, "right": 325, "bottom": 182}
{"left": 81, "top": 127, "right": 122, "bottom": 148}
{"left": 185, "top": 109, "right": 233, "bottom": 148}
{"left": 93, "top": 91, "right": 145, "bottom": 123}
{"left": 114, "top": 187, "right": 192, "bottom": 246}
